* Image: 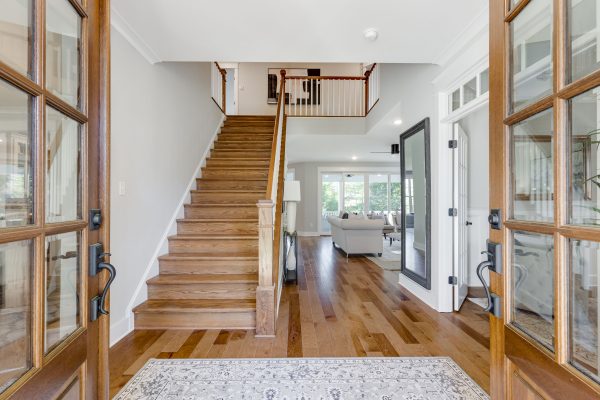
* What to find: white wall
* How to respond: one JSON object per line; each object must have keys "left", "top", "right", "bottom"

{"left": 238, "top": 62, "right": 362, "bottom": 115}
{"left": 432, "top": 8, "right": 489, "bottom": 311}
{"left": 458, "top": 107, "right": 489, "bottom": 287}
{"left": 109, "top": 27, "right": 223, "bottom": 344}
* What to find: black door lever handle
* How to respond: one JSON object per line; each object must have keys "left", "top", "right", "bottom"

{"left": 476, "top": 260, "right": 494, "bottom": 312}
{"left": 97, "top": 261, "right": 116, "bottom": 315}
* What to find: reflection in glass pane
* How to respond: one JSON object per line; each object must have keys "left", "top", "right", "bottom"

{"left": 0, "top": 240, "right": 32, "bottom": 393}
{"left": 510, "top": 0, "right": 553, "bottom": 112}
{"left": 45, "top": 231, "right": 80, "bottom": 353}
{"left": 343, "top": 174, "right": 364, "bottom": 214}
{"left": 46, "top": 0, "right": 81, "bottom": 108}
{"left": 0, "top": 80, "right": 33, "bottom": 227}
{"left": 511, "top": 108, "right": 554, "bottom": 222}
{"left": 569, "top": 87, "right": 600, "bottom": 225}
{"left": 480, "top": 69, "right": 489, "bottom": 95}
{"left": 569, "top": 0, "right": 600, "bottom": 82}
{"left": 402, "top": 130, "right": 427, "bottom": 280}
{"left": 451, "top": 89, "right": 460, "bottom": 112}
{"left": 0, "top": 0, "right": 32, "bottom": 77}
{"left": 320, "top": 174, "right": 341, "bottom": 233}
{"left": 368, "top": 174, "right": 388, "bottom": 213}
{"left": 570, "top": 239, "right": 600, "bottom": 381}
{"left": 45, "top": 107, "right": 81, "bottom": 223}
{"left": 463, "top": 77, "right": 477, "bottom": 105}
{"left": 512, "top": 231, "right": 555, "bottom": 350}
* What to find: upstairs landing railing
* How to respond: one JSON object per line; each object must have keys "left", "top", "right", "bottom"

{"left": 284, "top": 63, "right": 379, "bottom": 117}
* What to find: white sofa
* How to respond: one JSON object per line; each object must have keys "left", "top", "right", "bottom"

{"left": 327, "top": 216, "right": 384, "bottom": 257}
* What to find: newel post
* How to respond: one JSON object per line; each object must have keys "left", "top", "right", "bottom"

{"left": 256, "top": 199, "right": 276, "bottom": 337}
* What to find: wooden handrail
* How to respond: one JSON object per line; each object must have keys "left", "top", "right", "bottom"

{"left": 272, "top": 115, "right": 286, "bottom": 302}
{"left": 266, "top": 69, "right": 286, "bottom": 200}
{"left": 256, "top": 69, "right": 287, "bottom": 337}
{"left": 214, "top": 62, "right": 227, "bottom": 114}
{"left": 286, "top": 75, "right": 365, "bottom": 81}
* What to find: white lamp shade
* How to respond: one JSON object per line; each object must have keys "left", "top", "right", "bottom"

{"left": 283, "top": 180, "right": 301, "bottom": 202}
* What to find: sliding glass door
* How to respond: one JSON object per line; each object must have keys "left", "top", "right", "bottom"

{"left": 320, "top": 174, "right": 342, "bottom": 233}
{"left": 319, "top": 171, "right": 401, "bottom": 233}
{"left": 344, "top": 174, "right": 365, "bottom": 214}
{"left": 368, "top": 174, "right": 388, "bottom": 213}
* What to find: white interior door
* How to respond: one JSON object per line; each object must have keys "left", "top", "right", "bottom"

{"left": 453, "top": 124, "right": 469, "bottom": 311}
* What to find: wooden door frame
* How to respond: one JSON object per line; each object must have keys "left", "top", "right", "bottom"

{"left": 0, "top": 0, "right": 111, "bottom": 398}
{"left": 489, "top": 0, "right": 600, "bottom": 398}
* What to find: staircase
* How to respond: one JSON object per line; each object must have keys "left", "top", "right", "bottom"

{"left": 133, "top": 115, "right": 276, "bottom": 330}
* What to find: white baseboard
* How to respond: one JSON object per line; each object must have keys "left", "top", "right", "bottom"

{"left": 110, "top": 315, "right": 133, "bottom": 347}
{"left": 113, "top": 113, "right": 226, "bottom": 344}
{"left": 297, "top": 231, "right": 321, "bottom": 237}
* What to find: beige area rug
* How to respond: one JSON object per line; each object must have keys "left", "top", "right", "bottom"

{"left": 114, "top": 357, "right": 489, "bottom": 399}
{"left": 366, "top": 238, "right": 402, "bottom": 271}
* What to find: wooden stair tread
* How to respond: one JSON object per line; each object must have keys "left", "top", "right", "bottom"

{"left": 159, "top": 253, "right": 258, "bottom": 261}
{"left": 176, "top": 218, "right": 258, "bottom": 223}
{"left": 207, "top": 158, "right": 270, "bottom": 162}
{"left": 168, "top": 234, "right": 258, "bottom": 240}
{"left": 134, "top": 299, "right": 256, "bottom": 313}
{"left": 185, "top": 203, "right": 257, "bottom": 207}
{"left": 147, "top": 274, "right": 258, "bottom": 285}
{"left": 198, "top": 177, "right": 268, "bottom": 181}
{"left": 201, "top": 167, "right": 268, "bottom": 171}
{"left": 190, "top": 190, "right": 264, "bottom": 193}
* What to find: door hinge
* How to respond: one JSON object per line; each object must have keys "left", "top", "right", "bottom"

{"left": 448, "top": 276, "right": 457, "bottom": 285}
{"left": 448, "top": 208, "right": 457, "bottom": 217}
{"left": 448, "top": 139, "right": 457, "bottom": 148}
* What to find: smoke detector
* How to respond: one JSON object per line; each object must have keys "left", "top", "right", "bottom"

{"left": 363, "top": 29, "right": 378, "bottom": 42}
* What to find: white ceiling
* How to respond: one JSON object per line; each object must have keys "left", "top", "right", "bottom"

{"left": 112, "top": 0, "right": 486, "bottom": 63}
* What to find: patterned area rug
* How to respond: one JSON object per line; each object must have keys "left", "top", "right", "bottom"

{"left": 114, "top": 357, "right": 489, "bottom": 399}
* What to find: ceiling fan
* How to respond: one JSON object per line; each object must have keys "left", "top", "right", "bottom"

{"left": 370, "top": 144, "right": 399, "bottom": 154}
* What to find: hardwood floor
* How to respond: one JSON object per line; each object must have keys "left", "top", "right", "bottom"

{"left": 110, "top": 236, "right": 490, "bottom": 397}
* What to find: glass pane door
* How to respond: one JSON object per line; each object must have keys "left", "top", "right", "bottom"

{"left": 320, "top": 173, "right": 341, "bottom": 233}
{"left": 368, "top": 174, "right": 388, "bottom": 214}
{"left": 343, "top": 174, "right": 365, "bottom": 214}
{"left": 491, "top": 0, "right": 600, "bottom": 396}
{"left": 0, "top": 0, "right": 103, "bottom": 396}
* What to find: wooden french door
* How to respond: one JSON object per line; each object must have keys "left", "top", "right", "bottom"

{"left": 490, "top": 0, "right": 600, "bottom": 398}
{"left": 0, "top": 0, "right": 110, "bottom": 398}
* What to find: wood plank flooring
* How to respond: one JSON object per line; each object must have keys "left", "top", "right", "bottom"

{"left": 110, "top": 236, "right": 490, "bottom": 397}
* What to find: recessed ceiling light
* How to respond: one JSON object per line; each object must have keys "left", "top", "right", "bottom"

{"left": 363, "top": 29, "right": 378, "bottom": 42}
{"left": 393, "top": 119, "right": 403, "bottom": 126}
{"left": 352, "top": 155, "right": 358, "bottom": 160}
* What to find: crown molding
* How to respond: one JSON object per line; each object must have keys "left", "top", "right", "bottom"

{"left": 434, "top": 4, "right": 489, "bottom": 67}
{"left": 111, "top": 5, "right": 161, "bottom": 64}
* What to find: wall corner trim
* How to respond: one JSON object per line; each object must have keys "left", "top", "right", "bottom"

{"left": 111, "top": 6, "right": 161, "bottom": 64}
{"left": 434, "top": 4, "right": 489, "bottom": 68}
{"left": 117, "top": 112, "right": 226, "bottom": 339}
